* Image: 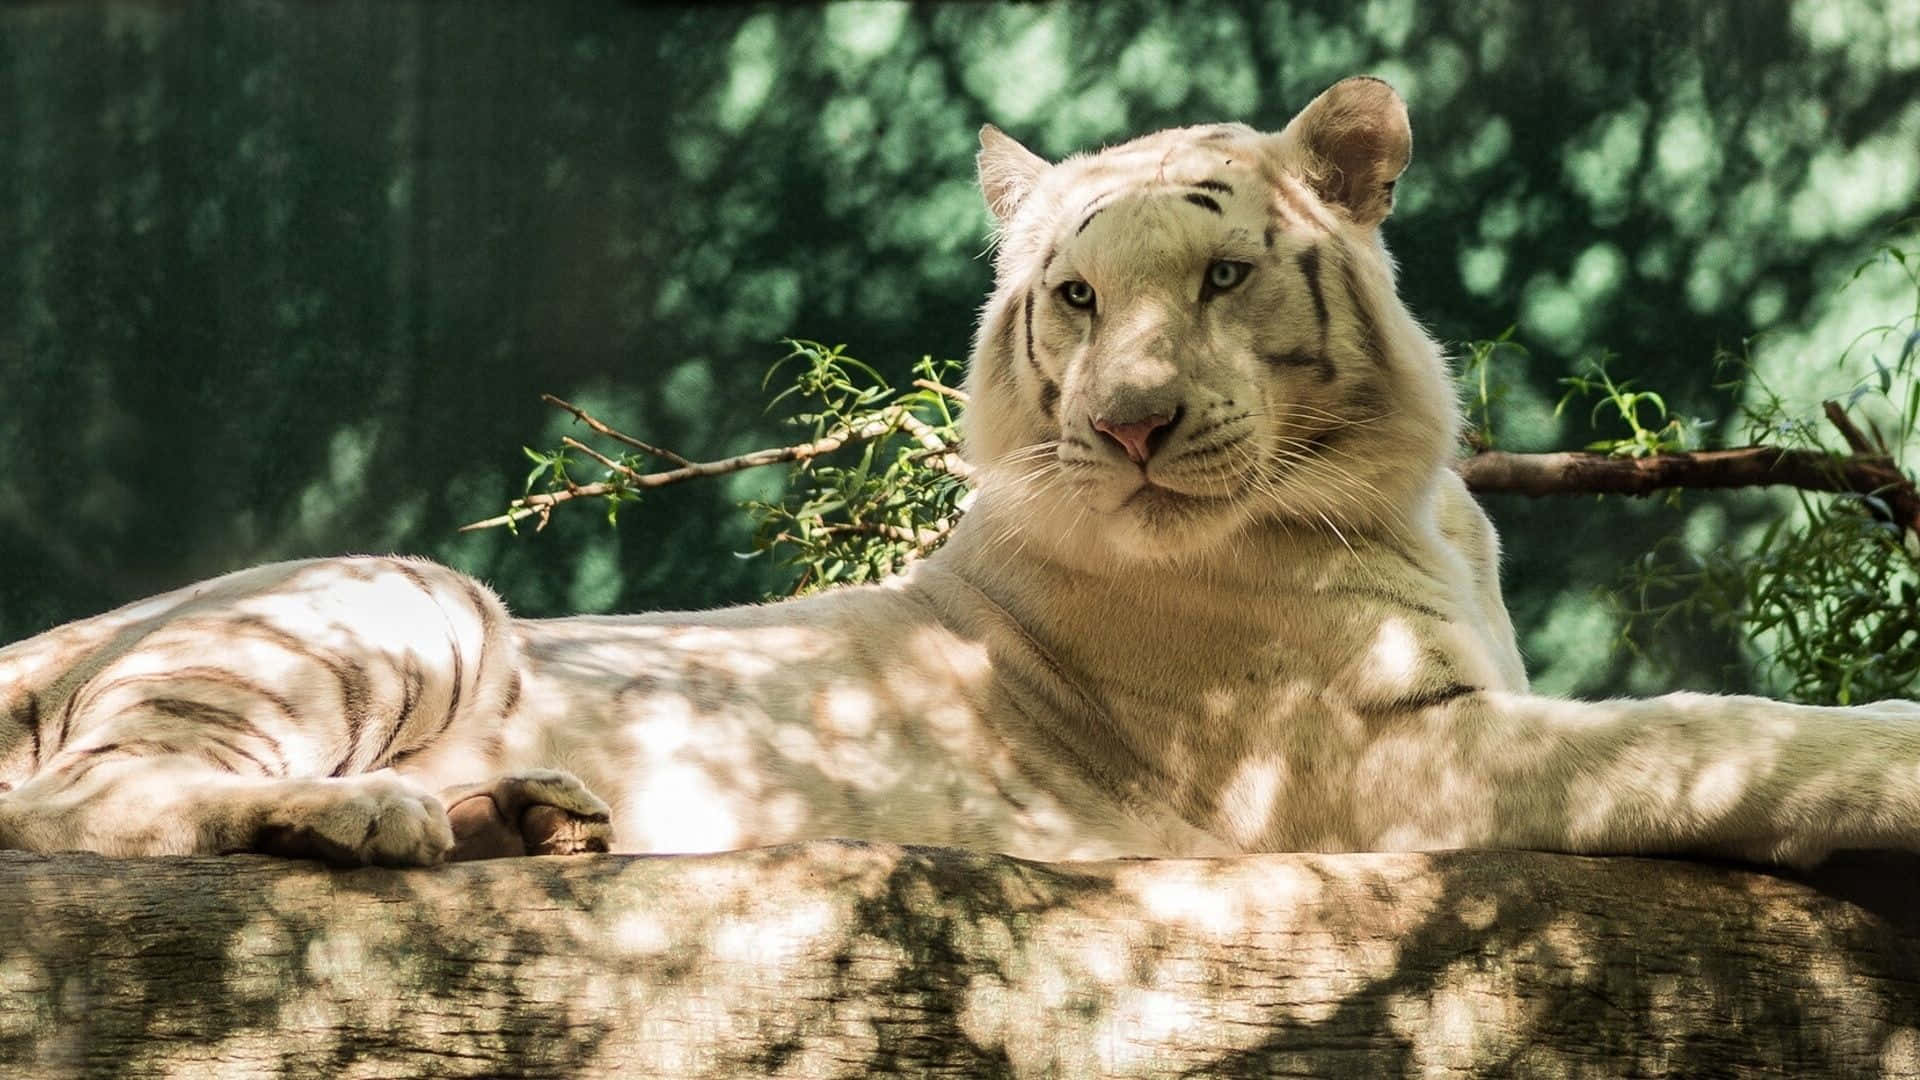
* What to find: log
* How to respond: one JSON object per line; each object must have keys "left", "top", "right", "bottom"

{"left": 0, "top": 843, "right": 1916, "bottom": 1078}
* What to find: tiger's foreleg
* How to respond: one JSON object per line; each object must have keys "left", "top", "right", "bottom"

{"left": 1377, "top": 691, "right": 1920, "bottom": 866}
{"left": 437, "top": 770, "right": 614, "bottom": 860}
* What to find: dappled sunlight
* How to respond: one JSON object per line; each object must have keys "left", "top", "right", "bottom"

{"left": 0, "top": 844, "right": 1913, "bottom": 1072}
{"left": 3, "top": 9, "right": 1919, "bottom": 1069}
{"left": 1213, "top": 755, "right": 1288, "bottom": 849}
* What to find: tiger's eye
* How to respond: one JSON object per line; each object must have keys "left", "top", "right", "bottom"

{"left": 1205, "top": 260, "right": 1251, "bottom": 293}
{"left": 1059, "top": 280, "right": 1097, "bottom": 310}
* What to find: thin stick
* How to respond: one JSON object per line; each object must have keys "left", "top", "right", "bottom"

{"left": 562, "top": 437, "right": 644, "bottom": 483}
{"left": 914, "top": 379, "right": 970, "bottom": 403}
{"left": 542, "top": 394, "right": 693, "bottom": 467}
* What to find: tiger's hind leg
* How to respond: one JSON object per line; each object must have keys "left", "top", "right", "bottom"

{"left": 436, "top": 769, "right": 613, "bottom": 860}
{"left": 0, "top": 748, "right": 455, "bottom": 866}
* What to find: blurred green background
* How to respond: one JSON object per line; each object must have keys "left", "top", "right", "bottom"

{"left": 3, "top": 1, "right": 1916, "bottom": 698}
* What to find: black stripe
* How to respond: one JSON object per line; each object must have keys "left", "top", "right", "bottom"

{"left": 1297, "top": 245, "right": 1328, "bottom": 332}
{"left": 337, "top": 661, "right": 372, "bottom": 774}
{"left": 1193, "top": 179, "right": 1233, "bottom": 195}
{"left": 1264, "top": 224, "right": 1277, "bottom": 249}
{"left": 459, "top": 577, "right": 501, "bottom": 732}
{"left": 91, "top": 668, "right": 303, "bottom": 726}
{"left": 1322, "top": 584, "right": 1449, "bottom": 622}
{"left": 1038, "top": 375, "right": 1060, "bottom": 418}
{"left": 1075, "top": 190, "right": 1119, "bottom": 218}
{"left": 56, "top": 736, "right": 268, "bottom": 785}
{"left": 500, "top": 670, "right": 523, "bottom": 717}
{"left": 1075, "top": 208, "right": 1103, "bottom": 235}
{"left": 464, "top": 579, "right": 500, "bottom": 637}
{"left": 990, "top": 305, "right": 1018, "bottom": 389}
{"left": 53, "top": 742, "right": 127, "bottom": 785}
{"left": 142, "top": 697, "right": 288, "bottom": 775}
{"left": 24, "top": 693, "right": 40, "bottom": 770}
{"left": 1339, "top": 254, "right": 1391, "bottom": 370}
{"left": 58, "top": 694, "right": 75, "bottom": 752}
{"left": 1262, "top": 351, "right": 1336, "bottom": 383}
{"left": 394, "top": 560, "right": 437, "bottom": 598}
{"left": 1359, "top": 683, "right": 1481, "bottom": 717}
{"left": 355, "top": 659, "right": 424, "bottom": 775}
{"left": 192, "top": 731, "right": 274, "bottom": 776}
{"left": 1345, "top": 373, "right": 1390, "bottom": 419}
{"left": 1183, "top": 193, "right": 1223, "bottom": 215}
{"left": 1023, "top": 287, "right": 1036, "bottom": 368}
{"left": 436, "top": 641, "right": 466, "bottom": 741}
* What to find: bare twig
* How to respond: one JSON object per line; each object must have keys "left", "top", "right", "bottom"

{"left": 914, "top": 379, "right": 970, "bottom": 403}
{"left": 542, "top": 394, "right": 693, "bottom": 467}
{"left": 562, "top": 437, "right": 643, "bottom": 483}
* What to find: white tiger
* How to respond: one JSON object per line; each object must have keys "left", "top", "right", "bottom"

{"left": 4, "top": 76, "right": 1919, "bottom": 868}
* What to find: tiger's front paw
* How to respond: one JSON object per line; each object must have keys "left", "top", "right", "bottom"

{"left": 439, "top": 769, "right": 614, "bottom": 861}
{"left": 253, "top": 774, "right": 454, "bottom": 867}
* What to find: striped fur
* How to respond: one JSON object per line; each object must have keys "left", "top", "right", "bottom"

{"left": 5, "top": 77, "right": 1920, "bottom": 868}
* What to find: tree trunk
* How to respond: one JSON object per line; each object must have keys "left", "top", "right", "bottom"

{"left": 1, "top": 844, "right": 1915, "bottom": 1078}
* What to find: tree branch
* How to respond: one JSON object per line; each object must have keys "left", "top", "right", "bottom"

{"left": 1459, "top": 399, "right": 1920, "bottom": 539}
{"left": 1455, "top": 446, "right": 1908, "bottom": 500}
{"left": 461, "top": 406, "right": 953, "bottom": 532}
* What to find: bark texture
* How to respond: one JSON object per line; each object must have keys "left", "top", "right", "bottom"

{"left": 1, "top": 844, "right": 1916, "bottom": 1078}
{"left": 1456, "top": 447, "right": 1911, "bottom": 504}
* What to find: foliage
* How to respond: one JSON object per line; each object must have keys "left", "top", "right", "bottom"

{"left": 745, "top": 342, "right": 969, "bottom": 594}
{"left": 510, "top": 340, "right": 970, "bottom": 594}
{"left": 1555, "top": 354, "right": 1702, "bottom": 458}
{"left": 1456, "top": 327, "right": 1527, "bottom": 451}
{"left": 1603, "top": 235, "right": 1920, "bottom": 704}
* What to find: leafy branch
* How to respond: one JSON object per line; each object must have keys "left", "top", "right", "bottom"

{"left": 464, "top": 341, "right": 970, "bottom": 593}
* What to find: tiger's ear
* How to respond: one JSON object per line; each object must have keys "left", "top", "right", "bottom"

{"left": 1277, "top": 76, "right": 1411, "bottom": 228}
{"left": 978, "top": 124, "right": 1050, "bottom": 224}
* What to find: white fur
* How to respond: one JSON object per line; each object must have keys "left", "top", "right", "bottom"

{"left": 3, "top": 79, "right": 1918, "bottom": 868}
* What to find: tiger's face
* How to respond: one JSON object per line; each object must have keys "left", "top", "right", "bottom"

{"left": 964, "top": 79, "right": 1457, "bottom": 563}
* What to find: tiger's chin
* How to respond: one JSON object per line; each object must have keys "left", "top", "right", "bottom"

{"left": 1060, "top": 483, "right": 1253, "bottom": 565}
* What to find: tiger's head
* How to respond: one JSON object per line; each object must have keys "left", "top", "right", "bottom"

{"left": 963, "top": 77, "right": 1458, "bottom": 564}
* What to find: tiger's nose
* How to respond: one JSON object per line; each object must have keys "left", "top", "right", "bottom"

{"left": 1092, "top": 410, "right": 1178, "bottom": 465}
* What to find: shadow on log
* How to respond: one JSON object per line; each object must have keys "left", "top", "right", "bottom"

{"left": 0, "top": 843, "right": 1916, "bottom": 1077}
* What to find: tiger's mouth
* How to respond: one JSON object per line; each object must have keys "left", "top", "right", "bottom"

{"left": 1112, "top": 478, "right": 1241, "bottom": 526}
{"left": 1120, "top": 481, "right": 1211, "bottom": 509}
